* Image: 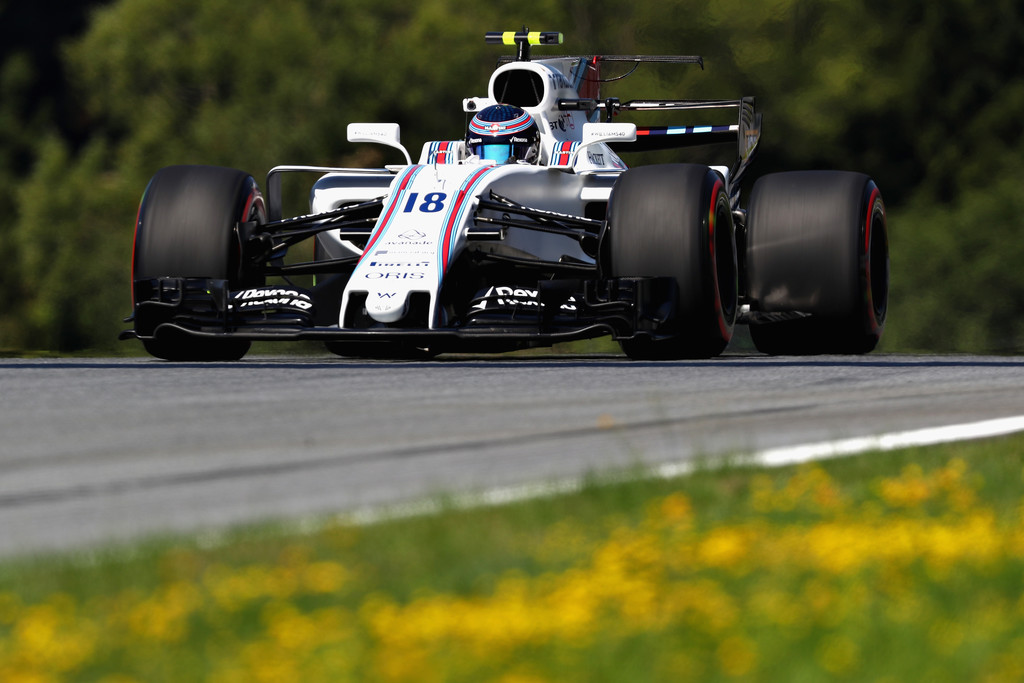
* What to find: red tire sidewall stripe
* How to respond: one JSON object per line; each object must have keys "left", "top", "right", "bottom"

{"left": 708, "top": 177, "right": 732, "bottom": 341}
{"left": 130, "top": 176, "right": 156, "bottom": 303}
{"left": 863, "top": 185, "right": 884, "bottom": 334}
{"left": 130, "top": 197, "right": 144, "bottom": 303}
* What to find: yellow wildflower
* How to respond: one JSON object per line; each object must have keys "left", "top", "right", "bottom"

{"left": 302, "top": 561, "right": 349, "bottom": 594}
{"left": 717, "top": 634, "right": 757, "bottom": 677}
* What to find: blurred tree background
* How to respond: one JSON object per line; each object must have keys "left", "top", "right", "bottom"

{"left": 1, "top": 0, "right": 1021, "bottom": 353}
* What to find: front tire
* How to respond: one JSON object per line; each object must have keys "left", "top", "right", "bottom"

{"left": 606, "top": 164, "right": 738, "bottom": 359}
{"left": 746, "top": 171, "right": 888, "bottom": 355}
{"left": 133, "top": 165, "right": 266, "bottom": 361}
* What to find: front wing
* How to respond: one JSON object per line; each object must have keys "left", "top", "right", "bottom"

{"left": 121, "top": 275, "right": 679, "bottom": 353}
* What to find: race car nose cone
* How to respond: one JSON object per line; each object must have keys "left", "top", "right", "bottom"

{"left": 365, "top": 291, "right": 410, "bottom": 324}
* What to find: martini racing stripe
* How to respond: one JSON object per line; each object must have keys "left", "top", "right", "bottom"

{"left": 440, "top": 166, "right": 498, "bottom": 276}
{"left": 469, "top": 110, "right": 534, "bottom": 137}
{"left": 360, "top": 165, "right": 425, "bottom": 259}
{"left": 427, "top": 141, "right": 459, "bottom": 164}
{"left": 550, "top": 141, "right": 579, "bottom": 166}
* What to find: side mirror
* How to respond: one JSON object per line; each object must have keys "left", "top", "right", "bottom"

{"left": 347, "top": 123, "right": 412, "bottom": 165}
{"left": 581, "top": 122, "right": 637, "bottom": 146}
{"left": 573, "top": 122, "right": 636, "bottom": 165}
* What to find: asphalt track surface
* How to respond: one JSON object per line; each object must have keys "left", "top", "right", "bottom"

{"left": 2, "top": 352, "right": 1024, "bottom": 558}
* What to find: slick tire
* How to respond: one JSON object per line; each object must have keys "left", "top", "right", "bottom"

{"left": 606, "top": 164, "right": 738, "bottom": 359}
{"left": 133, "top": 165, "right": 266, "bottom": 361}
{"left": 746, "top": 171, "right": 888, "bottom": 355}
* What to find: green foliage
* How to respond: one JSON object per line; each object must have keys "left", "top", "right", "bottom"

{"left": 0, "top": 0, "right": 1021, "bottom": 352}
{"left": 886, "top": 162, "right": 1024, "bottom": 352}
{"left": 9, "top": 137, "right": 135, "bottom": 350}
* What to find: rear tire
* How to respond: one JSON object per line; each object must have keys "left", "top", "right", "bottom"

{"left": 746, "top": 171, "right": 888, "bottom": 355}
{"left": 606, "top": 164, "right": 737, "bottom": 359}
{"left": 133, "top": 165, "right": 266, "bottom": 361}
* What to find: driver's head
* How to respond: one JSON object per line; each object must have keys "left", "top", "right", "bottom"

{"left": 467, "top": 104, "right": 540, "bottom": 164}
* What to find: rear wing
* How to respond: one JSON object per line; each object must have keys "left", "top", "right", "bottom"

{"left": 559, "top": 96, "right": 762, "bottom": 209}
{"left": 499, "top": 52, "right": 704, "bottom": 69}
{"left": 487, "top": 29, "right": 703, "bottom": 102}
{"left": 488, "top": 31, "right": 703, "bottom": 69}
{"left": 499, "top": 53, "right": 704, "bottom": 102}
{"left": 559, "top": 96, "right": 759, "bottom": 150}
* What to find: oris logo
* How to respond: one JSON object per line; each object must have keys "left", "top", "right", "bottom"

{"left": 363, "top": 272, "right": 425, "bottom": 280}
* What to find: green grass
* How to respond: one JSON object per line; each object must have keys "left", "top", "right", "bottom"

{"left": 2, "top": 434, "right": 1024, "bottom": 681}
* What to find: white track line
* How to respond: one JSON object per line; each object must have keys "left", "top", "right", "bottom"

{"left": 656, "top": 414, "right": 1024, "bottom": 478}
{"left": 334, "top": 415, "right": 1024, "bottom": 528}
{"left": 751, "top": 415, "right": 1024, "bottom": 468}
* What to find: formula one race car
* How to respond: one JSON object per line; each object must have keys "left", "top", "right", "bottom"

{"left": 122, "top": 30, "right": 888, "bottom": 361}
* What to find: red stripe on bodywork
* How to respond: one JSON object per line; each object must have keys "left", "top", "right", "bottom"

{"left": 440, "top": 166, "right": 493, "bottom": 273}
{"left": 362, "top": 166, "right": 421, "bottom": 256}
{"left": 558, "top": 141, "right": 574, "bottom": 165}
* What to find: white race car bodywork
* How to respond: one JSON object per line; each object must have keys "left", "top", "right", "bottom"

{"left": 328, "top": 164, "right": 587, "bottom": 326}
{"left": 306, "top": 55, "right": 641, "bottom": 330}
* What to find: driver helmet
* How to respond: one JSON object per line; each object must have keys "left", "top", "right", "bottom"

{"left": 467, "top": 104, "right": 540, "bottom": 164}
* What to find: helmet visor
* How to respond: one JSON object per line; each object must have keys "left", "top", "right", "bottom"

{"left": 478, "top": 143, "right": 513, "bottom": 163}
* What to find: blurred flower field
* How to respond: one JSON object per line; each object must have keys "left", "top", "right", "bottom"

{"left": 2, "top": 440, "right": 1024, "bottom": 682}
